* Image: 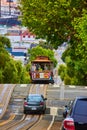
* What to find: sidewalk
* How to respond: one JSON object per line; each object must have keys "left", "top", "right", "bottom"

{"left": 54, "top": 44, "right": 67, "bottom": 85}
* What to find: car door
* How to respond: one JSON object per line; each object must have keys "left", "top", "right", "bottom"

{"left": 73, "top": 99, "right": 87, "bottom": 130}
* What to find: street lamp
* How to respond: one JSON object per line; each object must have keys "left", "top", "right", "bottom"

{"left": 7, "top": 0, "right": 13, "bottom": 16}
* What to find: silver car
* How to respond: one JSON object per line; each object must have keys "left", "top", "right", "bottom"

{"left": 23, "top": 94, "right": 47, "bottom": 114}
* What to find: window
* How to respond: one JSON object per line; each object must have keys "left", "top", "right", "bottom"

{"left": 28, "top": 96, "right": 43, "bottom": 102}
{"left": 74, "top": 99, "right": 87, "bottom": 116}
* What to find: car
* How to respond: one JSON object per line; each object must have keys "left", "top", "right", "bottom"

{"left": 23, "top": 94, "right": 47, "bottom": 114}
{"left": 61, "top": 96, "right": 87, "bottom": 130}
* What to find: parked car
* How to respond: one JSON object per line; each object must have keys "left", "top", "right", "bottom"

{"left": 61, "top": 96, "right": 87, "bottom": 130}
{"left": 23, "top": 94, "right": 47, "bottom": 114}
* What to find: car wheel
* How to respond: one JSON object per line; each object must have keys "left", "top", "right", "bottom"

{"left": 51, "top": 80, "right": 54, "bottom": 84}
{"left": 49, "top": 80, "right": 54, "bottom": 84}
{"left": 42, "top": 109, "right": 46, "bottom": 114}
{"left": 42, "top": 110, "right": 45, "bottom": 114}
{"left": 24, "top": 110, "right": 27, "bottom": 114}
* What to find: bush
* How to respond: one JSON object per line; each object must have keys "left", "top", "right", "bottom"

{"left": 58, "top": 64, "right": 66, "bottom": 75}
{"left": 60, "top": 72, "right": 65, "bottom": 81}
{"left": 64, "top": 75, "right": 71, "bottom": 85}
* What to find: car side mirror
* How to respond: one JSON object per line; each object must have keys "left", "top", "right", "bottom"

{"left": 63, "top": 111, "right": 68, "bottom": 118}
{"left": 24, "top": 98, "right": 26, "bottom": 100}
{"left": 63, "top": 105, "right": 68, "bottom": 118}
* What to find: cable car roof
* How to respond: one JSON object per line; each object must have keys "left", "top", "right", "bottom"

{"left": 31, "top": 56, "right": 53, "bottom": 63}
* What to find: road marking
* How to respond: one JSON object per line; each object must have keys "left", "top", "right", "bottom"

{"left": 0, "top": 113, "right": 15, "bottom": 126}
{"left": 50, "top": 107, "right": 58, "bottom": 116}
{"left": 20, "top": 84, "right": 27, "bottom": 87}
{"left": 53, "top": 84, "right": 60, "bottom": 87}
{"left": 0, "top": 85, "right": 8, "bottom": 102}
{"left": 14, "top": 99, "right": 23, "bottom": 101}
{"left": 0, "top": 109, "right": 2, "bottom": 114}
{"left": 69, "top": 85, "right": 76, "bottom": 88}
{"left": 60, "top": 85, "right": 64, "bottom": 100}
{"left": 25, "top": 117, "right": 31, "bottom": 120}
{"left": 47, "top": 115, "right": 55, "bottom": 130}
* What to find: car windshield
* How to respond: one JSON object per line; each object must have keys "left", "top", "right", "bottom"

{"left": 74, "top": 99, "right": 87, "bottom": 116}
{"left": 27, "top": 96, "right": 43, "bottom": 102}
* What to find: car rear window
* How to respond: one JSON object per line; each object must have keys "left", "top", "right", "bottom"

{"left": 28, "top": 96, "right": 43, "bottom": 102}
{"left": 74, "top": 99, "right": 87, "bottom": 116}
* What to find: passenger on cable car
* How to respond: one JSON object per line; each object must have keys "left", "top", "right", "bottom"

{"left": 44, "top": 64, "right": 48, "bottom": 70}
{"left": 31, "top": 64, "right": 36, "bottom": 71}
{"left": 36, "top": 64, "right": 40, "bottom": 70}
{"left": 38, "top": 65, "right": 43, "bottom": 71}
{"left": 40, "top": 64, "right": 44, "bottom": 70}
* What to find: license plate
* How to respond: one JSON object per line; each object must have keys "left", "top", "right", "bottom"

{"left": 32, "top": 107, "right": 36, "bottom": 110}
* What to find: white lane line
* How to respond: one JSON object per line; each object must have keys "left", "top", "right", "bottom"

{"left": 0, "top": 84, "right": 8, "bottom": 102}
{"left": 47, "top": 115, "right": 55, "bottom": 130}
{"left": 47, "top": 107, "right": 58, "bottom": 130}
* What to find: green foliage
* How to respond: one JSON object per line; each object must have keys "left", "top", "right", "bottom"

{"left": 64, "top": 75, "right": 71, "bottom": 85}
{"left": 28, "top": 46, "right": 57, "bottom": 67}
{"left": 39, "top": 41, "right": 53, "bottom": 50}
{"left": 58, "top": 64, "right": 66, "bottom": 75}
{"left": 60, "top": 71, "right": 65, "bottom": 81}
{"left": 0, "top": 47, "right": 11, "bottom": 69}
{"left": 70, "top": 77, "right": 79, "bottom": 85}
{"left": 19, "top": 68, "right": 30, "bottom": 84}
{"left": 3, "top": 60, "right": 18, "bottom": 83}
{"left": 1, "top": 0, "right": 86, "bottom": 85}
{"left": 0, "top": 69, "right": 4, "bottom": 83}
{"left": 0, "top": 41, "right": 30, "bottom": 83}
{"left": 20, "top": 0, "right": 87, "bottom": 48}
{"left": 0, "top": 35, "right": 11, "bottom": 47}
{"left": 59, "top": 10, "right": 87, "bottom": 85}
{"left": 25, "top": 62, "right": 31, "bottom": 71}
{"left": 20, "top": 0, "right": 71, "bottom": 47}
{"left": 58, "top": 64, "right": 67, "bottom": 81}
{"left": 1, "top": 58, "right": 31, "bottom": 83}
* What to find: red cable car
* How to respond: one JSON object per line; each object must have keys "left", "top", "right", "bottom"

{"left": 30, "top": 56, "right": 54, "bottom": 84}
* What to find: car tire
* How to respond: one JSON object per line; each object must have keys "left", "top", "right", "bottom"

{"left": 49, "top": 80, "right": 54, "bottom": 84}
{"left": 24, "top": 110, "right": 27, "bottom": 114}
{"left": 42, "top": 108, "right": 46, "bottom": 114}
{"left": 42, "top": 110, "right": 45, "bottom": 114}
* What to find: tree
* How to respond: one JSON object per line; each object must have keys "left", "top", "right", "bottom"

{"left": 3, "top": 60, "right": 18, "bottom": 83}
{"left": 28, "top": 46, "right": 57, "bottom": 67}
{"left": 20, "top": 0, "right": 70, "bottom": 48}
{"left": 0, "top": 42, "right": 11, "bottom": 69}
{"left": 0, "top": 35, "right": 11, "bottom": 47}
{"left": 39, "top": 41, "right": 53, "bottom": 50}
{"left": 20, "top": 0, "right": 87, "bottom": 48}
{"left": 0, "top": 38, "right": 30, "bottom": 83}
{"left": 0, "top": 69, "right": 3, "bottom": 83}
{"left": 60, "top": 10, "right": 87, "bottom": 85}
{"left": 3, "top": 0, "right": 86, "bottom": 85}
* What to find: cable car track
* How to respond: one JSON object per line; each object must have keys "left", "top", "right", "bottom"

{"left": 0, "top": 114, "right": 41, "bottom": 130}
{"left": 11, "top": 115, "right": 41, "bottom": 130}
{"left": 0, "top": 84, "right": 48, "bottom": 130}
{"left": 0, "top": 115, "right": 26, "bottom": 130}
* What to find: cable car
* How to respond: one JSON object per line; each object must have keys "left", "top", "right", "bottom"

{"left": 30, "top": 56, "right": 54, "bottom": 84}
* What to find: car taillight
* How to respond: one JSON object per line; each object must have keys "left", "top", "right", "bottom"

{"left": 40, "top": 102, "right": 44, "bottom": 105}
{"left": 24, "top": 102, "right": 28, "bottom": 106}
{"left": 63, "top": 118, "right": 75, "bottom": 130}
